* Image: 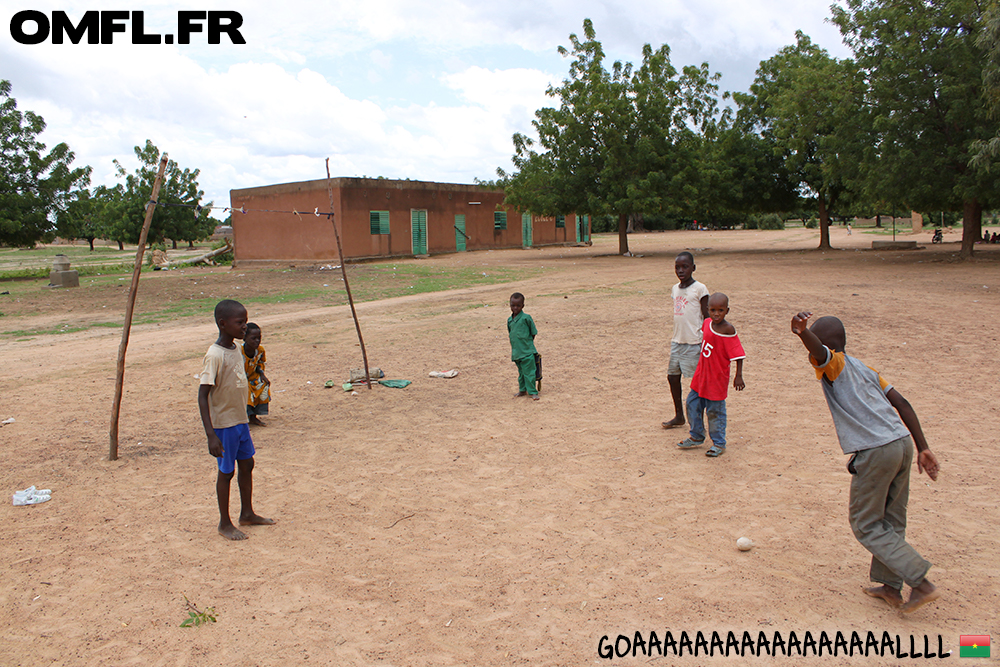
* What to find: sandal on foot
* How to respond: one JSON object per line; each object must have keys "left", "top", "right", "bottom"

{"left": 677, "top": 438, "right": 705, "bottom": 449}
{"left": 705, "top": 445, "right": 726, "bottom": 457}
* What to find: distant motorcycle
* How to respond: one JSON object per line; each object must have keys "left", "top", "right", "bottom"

{"left": 932, "top": 229, "right": 943, "bottom": 244}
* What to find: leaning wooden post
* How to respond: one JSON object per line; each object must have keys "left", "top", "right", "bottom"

{"left": 109, "top": 154, "right": 169, "bottom": 460}
{"left": 325, "top": 158, "right": 372, "bottom": 389}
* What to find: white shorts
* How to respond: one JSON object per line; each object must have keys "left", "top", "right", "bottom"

{"left": 668, "top": 342, "right": 700, "bottom": 377}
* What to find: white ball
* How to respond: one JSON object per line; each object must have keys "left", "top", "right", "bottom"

{"left": 736, "top": 537, "right": 754, "bottom": 551}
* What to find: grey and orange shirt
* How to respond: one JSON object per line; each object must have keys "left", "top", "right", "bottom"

{"left": 810, "top": 346, "right": 911, "bottom": 454}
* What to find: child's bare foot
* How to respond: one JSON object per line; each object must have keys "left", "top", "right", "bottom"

{"left": 219, "top": 523, "right": 248, "bottom": 540}
{"left": 248, "top": 415, "right": 266, "bottom": 426}
{"left": 239, "top": 513, "right": 275, "bottom": 526}
{"left": 901, "top": 580, "right": 940, "bottom": 613}
{"left": 662, "top": 417, "right": 685, "bottom": 429}
{"left": 514, "top": 391, "right": 528, "bottom": 398}
{"left": 531, "top": 394, "right": 539, "bottom": 401}
{"left": 863, "top": 585, "right": 903, "bottom": 608}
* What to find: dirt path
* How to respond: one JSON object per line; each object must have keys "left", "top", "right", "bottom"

{"left": 2, "top": 229, "right": 997, "bottom": 666}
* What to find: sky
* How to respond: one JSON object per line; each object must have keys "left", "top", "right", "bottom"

{"left": 2, "top": 0, "right": 851, "bottom": 219}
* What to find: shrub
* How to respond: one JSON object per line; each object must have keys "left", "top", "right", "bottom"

{"left": 747, "top": 213, "right": 784, "bottom": 230}
{"left": 211, "top": 240, "right": 234, "bottom": 266}
{"left": 804, "top": 218, "right": 818, "bottom": 229}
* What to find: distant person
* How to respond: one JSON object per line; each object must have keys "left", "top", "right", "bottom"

{"left": 676, "top": 293, "right": 745, "bottom": 457}
{"left": 508, "top": 292, "right": 539, "bottom": 400}
{"left": 847, "top": 223, "right": 852, "bottom": 235}
{"left": 199, "top": 299, "right": 275, "bottom": 541}
{"left": 662, "top": 252, "right": 709, "bottom": 429}
{"left": 242, "top": 322, "right": 270, "bottom": 426}
{"left": 790, "top": 311, "right": 940, "bottom": 613}
{"left": 992, "top": 232, "right": 998, "bottom": 244}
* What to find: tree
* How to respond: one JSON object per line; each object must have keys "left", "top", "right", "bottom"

{"left": 105, "top": 140, "right": 214, "bottom": 248}
{"left": 832, "top": 0, "right": 1000, "bottom": 257}
{"left": 56, "top": 187, "right": 103, "bottom": 250}
{"left": 499, "top": 20, "right": 717, "bottom": 254}
{"left": 688, "top": 105, "right": 800, "bottom": 226}
{"left": 0, "top": 79, "right": 90, "bottom": 247}
{"left": 736, "top": 32, "right": 865, "bottom": 249}
{"left": 971, "top": 0, "right": 1000, "bottom": 171}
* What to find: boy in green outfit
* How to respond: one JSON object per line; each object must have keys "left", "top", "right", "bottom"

{"left": 507, "top": 292, "right": 539, "bottom": 400}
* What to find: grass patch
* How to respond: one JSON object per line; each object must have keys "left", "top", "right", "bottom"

{"left": 4, "top": 321, "right": 121, "bottom": 337}
{"left": 0, "top": 262, "right": 546, "bottom": 337}
{"left": 861, "top": 226, "right": 916, "bottom": 235}
{"left": 0, "top": 243, "right": 219, "bottom": 278}
{"left": 347, "top": 263, "right": 538, "bottom": 302}
{"left": 0, "top": 262, "right": 149, "bottom": 281}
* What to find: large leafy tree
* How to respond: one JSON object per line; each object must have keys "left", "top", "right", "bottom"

{"left": 688, "top": 105, "right": 800, "bottom": 226}
{"left": 0, "top": 79, "right": 91, "bottom": 247}
{"left": 500, "top": 20, "right": 717, "bottom": 254}
{"left": 736, "top": 32, "right": 864, "bottom": 249}
{"left": 104, "top": 140, "right": 214, "bottom": 248}
{"left": 971, "top": 0, "right": 1000, "bottom": 171}
{"left": 832, "top": 0, "right": 1000, "bottom": 257}
{"left": 56, "top": 187, "right": 103, "bottom": 250}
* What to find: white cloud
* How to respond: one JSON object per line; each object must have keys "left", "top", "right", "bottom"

{"left": 2, "top": 0, "right": 853, "bottom": 215}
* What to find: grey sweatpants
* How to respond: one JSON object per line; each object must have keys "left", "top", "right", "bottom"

{"left": 848, "top": 436, "right": 931, "bottom": 589}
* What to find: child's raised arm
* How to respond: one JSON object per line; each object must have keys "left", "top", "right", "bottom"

{"left": 791, "top": 311, "right": 826, "bottom": 361}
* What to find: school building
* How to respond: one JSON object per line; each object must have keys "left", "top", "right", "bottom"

{"left": 228, "top": 177, "right": 591, "bottom": 266}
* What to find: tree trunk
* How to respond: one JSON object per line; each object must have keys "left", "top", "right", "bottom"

{"left": 627, "top": 213, "right": 646, "bottom": 233}
{"left": 618, "top": 213, "right": 629, "bottom": 254}
{"left": 118, "top": 240, "right": 124, "bottom": 250}
{"left": 960, "top": 198, "right": 982, "bottom": 259}
{"left": 161, "top": 241, "right": 232, "bottom": 268}
{"left": 88, "top": 238, "right": 95, "bottom": 251}
{"left": 817, "top": 197, "right": 832, "bottom": 250}
{"left": 171, "top": 239, "right": 178, "bottom": 250}
{"left": 875, "top": 213, "right": 882, "bottom": 228}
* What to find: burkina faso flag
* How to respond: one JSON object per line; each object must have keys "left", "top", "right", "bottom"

{"left": 960, "top": 635, "right": 990, "bottom": 658}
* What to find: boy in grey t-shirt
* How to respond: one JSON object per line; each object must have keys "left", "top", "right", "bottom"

{"left": 791, "top": 311, "right": 941, "bottom": 613}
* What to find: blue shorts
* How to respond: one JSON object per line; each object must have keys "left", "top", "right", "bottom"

{"left": 214, "top": 423, "right": 255, "bottom": 474}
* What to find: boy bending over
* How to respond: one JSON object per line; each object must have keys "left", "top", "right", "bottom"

{"left": 791, "top": 311, "right": 940, "bottom": 613}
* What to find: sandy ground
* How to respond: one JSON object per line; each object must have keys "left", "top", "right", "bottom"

{"left": 1, "top": 228, "right": 998, "bottom": 666}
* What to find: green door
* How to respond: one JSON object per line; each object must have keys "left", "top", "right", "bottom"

{"left": 522, "top": 213, "right": 532, "bottom": 248}
{"left": 411, "top": 209, "right": 427, "bottom": 255}
{"left": 454, "top": 214, "right": 466, "bottom": 252}
{"left": 576, "top": 214, "right": 590, "bottom": 243}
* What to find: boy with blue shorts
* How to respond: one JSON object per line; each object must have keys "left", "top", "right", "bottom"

{"left": 198, "top": 299, "right": 274, "bottom": 541}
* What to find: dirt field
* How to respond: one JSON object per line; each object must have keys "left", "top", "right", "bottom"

{"left": 1, "top": 228, "right": 998, "bottom": 666}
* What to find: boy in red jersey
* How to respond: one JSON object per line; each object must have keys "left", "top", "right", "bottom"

{"left": 676, "top": 293, "right": 745, "bottom": 457}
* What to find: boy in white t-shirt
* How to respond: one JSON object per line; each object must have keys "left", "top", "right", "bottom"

{"left": 662, "top": 252, "right": 709, "bottom": 429}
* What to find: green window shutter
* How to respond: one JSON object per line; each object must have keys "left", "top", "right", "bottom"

{"left": 411, "top": 209, "right": 427, "bottom": 255}
{"left": 370, "top": 211, "right": 389, "bottom": 235}
{"left": 454, "top": 214, "right": 466, "bottom": 251}
{"left": 556, "top": 214, "right": 565, "bottom": 228}
{"left": 494, "top": 211, "right": 507, "bottom": 230}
